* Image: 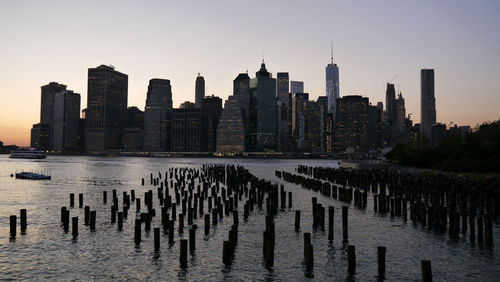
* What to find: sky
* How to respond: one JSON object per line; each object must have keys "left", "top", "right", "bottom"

{"left": 0, "top": 0, "right": 499, "bottom": 146}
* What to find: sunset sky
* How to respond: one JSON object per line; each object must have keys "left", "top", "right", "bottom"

{"left": 1, "top": 0, "right": 499, "bottom": 146}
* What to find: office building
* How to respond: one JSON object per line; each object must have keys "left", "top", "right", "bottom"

{"left": 201, "top": 95, "right": 223, "bottom": 152}
{"left": 30, "top": 123, "right": 50, "bottom": 150}
{"left": 216, "top": 95, "right": 246, "bottom": 153}
{"left": 385, "top": 83, "right": 396, "bottom": 125}
{"left": 277, "top": 72, "right": 290, "bottom": 151}
{"left": 143, "top": 79, "right": 172, "bottom": 151}
{"left": 421, "top": 69, "right": 436, "bottom": 139}
{"left": 334, "top": 95, "right": 370, "bottom": 153}
{"left": 171, "top": 108, "right": 208, "bottom": 152}
{"left": 290, "top": 81, "right": 304, "bottom": 94}
{"left": 40, "top": 82, "right": 67, "bottom": 149}
{"left": 86, "top": 65, "right": 128, "bottom": 153}
{"left": 53, "top": 90, "right": 81, "bottom": 151}
{"left": 195, "top": 73, "right": 205, "bottom": 108}
{"left": 326, "top": 49, "right": 340, "bottom": 117}
{"left": 291, "top": 92, "right": 309, "bottom": 150}
{"left": 249, "top": 61, "right": 277, "bottom": 151}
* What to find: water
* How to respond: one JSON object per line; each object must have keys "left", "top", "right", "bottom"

{"left": 0, "top": 155, "right": 498, "bottom": 280}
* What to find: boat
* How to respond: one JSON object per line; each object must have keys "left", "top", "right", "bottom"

{"left": 10, "top": 148, "right": 47, "bottom": 159}
{"left": 15, "top": 172, "right": 51, "bottom": 180}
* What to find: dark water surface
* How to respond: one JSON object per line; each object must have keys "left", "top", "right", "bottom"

{"left": 0, "top": 155, "right": 498, "bottom": 281}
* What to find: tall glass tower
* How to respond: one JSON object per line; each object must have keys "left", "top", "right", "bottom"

{"left": 326, "top": 46, "right": 340, "bottom": 118}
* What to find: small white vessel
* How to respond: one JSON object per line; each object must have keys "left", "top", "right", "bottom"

{"left": 9, "top": 148, "right": 47, "bottom": 159}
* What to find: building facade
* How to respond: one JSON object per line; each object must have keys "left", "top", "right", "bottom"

{"left": 290, "top": 81, "right": 304, "bottom": 94}
{"left": 201, "top": 95, "right": 223, "bottom": 152}
{"left": 143, "top": 79, "right": 172, "bottom": 151}
{"left": 195, "top": 73, "right": 205, "bottom": 108}
{"left": 277, "top": 72, "right": 290, "bottom": 152}
{"left": 30, "top": 123, "right": 50, "bottom": 150}
{"left": 40, "top": 82, "right": 67, "bottom": 149}
{"left": 334, "top": 95, "right": 370, "bottom": 153}
{"left": 249, "top": 61, "right": 277, "bottom": 151}
{"left": 326, "top": 58, "right": 340, "bottom": 117}
{"left": 171, "top": 108, "right": 208, "bottom": 152}
{"left": 86, "top": 65, "right": 128, "bottom": 153}
{"left": 421, "top": 69, "right": 436, "bottom": 139}
{"left": 291, "top": 92, "right": 309, "bottom": 150}
{"left": 53, "top": 90, "right": 81, "bottom": 151}
{"left": 216, "top": 95, "right": 246, "bottom": 153}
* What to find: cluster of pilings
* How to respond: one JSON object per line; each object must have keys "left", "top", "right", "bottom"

{"left": 8, "top": 209, "right": 27, "bottom": 239}
{"left": 45, "top": 164, "right": 296, "bottom": 270}
{"left": 282, "top": 165, "right": 498, "bottom": 247}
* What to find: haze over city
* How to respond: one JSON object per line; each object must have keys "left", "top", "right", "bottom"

{"left": 1, "top": 0, "right": 499, "bottom": 146}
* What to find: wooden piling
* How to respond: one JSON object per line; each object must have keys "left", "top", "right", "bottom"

{"left": 180, "top": 239, "right": 188, "bottom": 266}
{"left": 9, "top": 215, "right": 16, "bottom": 238}
{"left": 342, "top": 206, "right": 348, "bottom": 241}
{"left": 377, "top": 246, "right": 386, "bottom": 278}
{"left": 204, "top": 214, "right": 210, "bottom": 235}
{"left": 295, "top": 210, "right": 301, "bottom": 231}
{"left": 189, "top": 228, "right": 196, "bottom": 253}
{"left": 328, "top": 206, "right": 334, "bottom": 241}
{"left": 84, "top": 206, "right": 90, "bottom": 225}
{"left": 347, "top": 244, "right": 356, "bottom": 275}
{"left": 117, "top": 212, "right": 123, "bottom": 231}
{"left": 223, "top": 240, "right": 232, "bottom": 265}
{"left": 421, "top": 260, "right": 433, "bottom": 282}
{"left": 134, "top": 219, "right": 141, "bottom": 245}
{"left": 70, "top": 193, "right": 74, "bottom": 208}
{"left": 154, "top": 227, "right": 160, "bottom": 252}
{"left": 90, "top": 211, "right": 96, "bottom": 231}
{"left": 72, "top": 216, "right": 78, "bottom": 237}
{"left": 20, "top": 209, "right": 27, "bottom": 233}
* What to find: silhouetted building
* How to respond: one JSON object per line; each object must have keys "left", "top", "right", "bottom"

{"left": 385, "top": 83, "right": 396, "bottom": 125}
{"left": 143, "top": 79, "right": 172, "bottom": 151}
{"left": 291, "top": 92, "right": 309, "bottom": 150}
{"left": 216, "top": 95, "right": 245, "bottom": 153}
{"left": 290, "top": 81, "right": 304, "bottom": 94}
{"left": 201, "top": 95, "right": 223, "bottom": 152}
{"left": 86, "top": 65, "right": 128, "bottom": 153}
{"left": 180, "top": 101, "right": 196, "bottom": 109}
{"left": 277, "top": 72, "right": 290, "bottom": 151}
{"left": 53, "top": 90, "right": 80, "bottom": 152}
{"left": 122, "top": 127, "right": 144, "bottom": 151}
{"left": 233, "top": 72, "right": 250, "bottom": 120}
{"left": 334, "top": 95, "right": 370, "bottom": 153}
{"left": 233, "top": 72, "right": 251, "bottom": 151}
{"left": 305, "top": 100, "right": 322, "bottom": 152}
{"left": 40, "top": 82, "right": 67, "bottom": 149}
{"left": 368, "top": 105, "right": 383, "bottom": 150}
{"left": 195, "top": 73, "right": 205, "bottom": 108}
{"left": 30, "top": 123, "right": 50, "bottom": 150}
{"left": 171, "top": 108, "right": 208, "bottom": 152}
{"left": 249, "top": 61, "right": 277, "bottom": 151}
{"left": 127, "top": 107, "right": 144, "bottom": 129}
{"left": 431, "top": 123, "right": 446, "bottom": 147}
{"left": 326, "top": 50, "right": 340, "bottom": 117}
{"left": 317, "top": 96, "right": 329, "bottom": 151}
{"left": 421, "top": 69, "right": 436, "bottom": 139}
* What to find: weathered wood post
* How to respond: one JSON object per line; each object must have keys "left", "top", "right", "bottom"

{"left": 342, "top": 206, "right": 348, "bottom": 241}
{"left": 103, "top": 191, "right": 107, "bottom": 204}
{"left": 72, "top": 217, "right": 78, "bottom": 237}
{"left": 79, "top": 193, "right": 83, "bottom": 208}
{"left": 378, "top": 246, "right": 386, "bottom": 279}
{"left": 70, "top": 193, "right": 74, "bottom": 208}
{"left": 421, "top": 260, "right": 433, "bottom": 282}
{"left": 154, "top": 227, "right": 160, "bottom": 252}
{"left": 180, "top": 239, "right": 188, "bottom": 267}
{"left": 347, "top": 244, "right": 356, "bottom": 275}
{"left": 90, "top": 211, "right": 96, "bottom": 231}
{"left": 117, "top": 212, "right": 123, "bottom": 231}
{"left": 328, "top": 206, "right": 334, "bottom": 241}
{"left": 189, "top": 227, "right": 196, "bottom": 253}
{"left": 9, "top": 215, "right": 16, "bottom": 238}
{"left": 134, "top": 218, "right": 141, "bottom": 245}
{"left": 295, "top": 210, "right": 301, "bottom": 231}
{"left": 204, "top": 214, "right": 210, "bottom": 235}
{"left": 20, "top": 209, "right": 27, "bottom": 233}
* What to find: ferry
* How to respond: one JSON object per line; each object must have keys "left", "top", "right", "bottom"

{"left": 9, "top": 148, "right": 47, "bottom": 159}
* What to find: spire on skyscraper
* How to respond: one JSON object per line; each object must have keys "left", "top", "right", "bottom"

{"left": 331, "top": 41, "right": 334, "bottom": 64}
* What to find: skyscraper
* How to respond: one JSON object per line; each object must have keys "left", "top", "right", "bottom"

{"left": 40, "top": 82, "right": 67, "bottom": 149}
{"left": 216, "top": 95, "right": 245, "bottom": 153}
{"left": 143, "top": 79, "right": 172, "bottom": 151}
{"left": 195, "top": 73, "right": 205, "bottom": 108}
{"left": 201, "top": 95, "right": 223, "bottom": 152}
{"left": 290, "top": 81, "right": 304, "bottom": 94}
{"left": 291, "top": 92, "right": 309, "bottom": 150}
{"left": 334, "top": 95, "right": 370, "bottom": 153}
{"left": 326, "top": 47, "right": 340, "bottom": 117}
{"left": 233, "top": 72, "right": 251, "bottom": 150}
{"left": 277, "top": 72, "right": 289, "bottom": 151}
{"left": 171, "top": 108, "right": 208, "bottom": 152}
{"left": 249, "top": 61, "right": 277, "bottom": 151}
{"left": 86, "top": 65, "right": 128, "bottom": 153}
{"left": 53, "top": 90, "right": 81, "bottom": 152}
{"left": 385, "top": 83, "right": 396, "bottom": 125}
{"left": 421, "top": 69, "right": 436, "bottom": 139}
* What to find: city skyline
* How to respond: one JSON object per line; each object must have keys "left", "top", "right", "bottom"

{"left": 1, "top": 0, "right": 499, "bottom": 146}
